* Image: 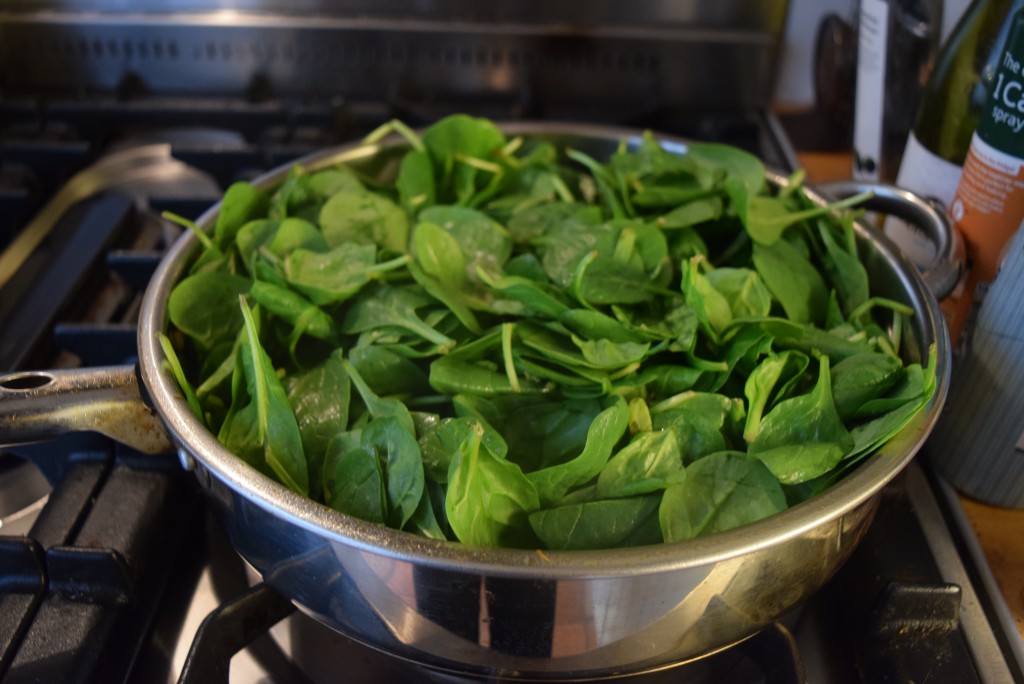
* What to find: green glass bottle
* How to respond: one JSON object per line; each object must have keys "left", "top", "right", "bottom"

{"left": 895, "top": 0, "right": 1021, "bottom": 207}
{"left": 852, "top": 0, "right": 944, "bottom": 183}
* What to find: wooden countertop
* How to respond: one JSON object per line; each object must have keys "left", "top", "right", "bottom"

{"left": 795, "top": 148, "right": 1024, "bottom": 642}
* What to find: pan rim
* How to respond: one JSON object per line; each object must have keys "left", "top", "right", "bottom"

{"left": 137, "top": 120, "right": 951, "bottom": 579}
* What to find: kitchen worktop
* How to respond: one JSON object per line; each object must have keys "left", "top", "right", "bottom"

{"left": 792, "top": 142, "right": 1024, "bottom": 643}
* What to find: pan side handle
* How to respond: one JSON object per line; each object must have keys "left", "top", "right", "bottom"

{"left": 0, "top": 365, "right": 173, "bottom": 455}
{"left": 817, "top": 180, "right": 964, "bottom": 301}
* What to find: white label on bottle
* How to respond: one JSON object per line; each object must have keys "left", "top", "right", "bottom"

{"left": 894, "top": 131, "right": 964, "bottom": 208}
{"left": 853, "top": 0, "right": 890, "bottom": 182}
{"left": 884, "top": 131, "right": 965, "bottom": 266}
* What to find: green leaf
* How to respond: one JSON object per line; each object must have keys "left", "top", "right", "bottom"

{"left": 743, "top": 350, "right": 810, "bottom": 443}
{"left": 659, "top": 451, "right": 786, "bottom": 541}
{"left": 749, "top": 356, "right": 853, "bottom": 484}
{"left": 597, "top": 429, "right": 684, "bottom": 498}
{"left": 446, "top": 420, "right": 539, "bottom": 548}
{"left": 285, "top": 243, "right": 404, "bottom": 306}
{"left": 830, "top": 351, "right": 903, "bottom": 421}
{"left": 342, "top": 285, "right": 456, "bottom": 351}
{"left": 752, "top": 238, "right": 829, "bottom": 325}
{"left": 362, "top": 416, "right": 425, "bottom": 529}
{"left": 651, "top": 392, "right": 745, "bottom": 464}
{"left": 527, "top": 398, "right": 629, "bottom": 506}
{"left": 396, "top": 149, "right": 436, "bottom": 214}
{"left": 529, "top": 495, "right": 661, "bottom": 550}
{"left": 319, "top": 188, "right": 409, "bottom": 254}
{"left": 215, "top": 181, "right": 268, "bottom": 248}
{"left": 342, "top": 357, "right": 416, "bottom": 437}
{"left": 237, "top": 297, "right": 309, "bottom": 496}
{"left": 168, "top": 272, "right": 250, "bottom": 349}
{"left": 327, "top": 444, "right": 387, "bottom": 523}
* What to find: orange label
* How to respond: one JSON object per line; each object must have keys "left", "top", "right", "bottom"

{"left": 950, "top": 133, "right": 1024, "bottom": 282}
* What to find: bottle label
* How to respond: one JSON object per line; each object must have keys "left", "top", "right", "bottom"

{"left": 951, "top": 133, "right": 1024, "bottom": 282}
{"left": 979, "top": 32, "right": 1024, "bottom": 159}
{"left": 952, "top": 11, "right": 1024, "bottom": 281}
{"left": 853, "top": 0, "right": 890, "bottom": 182}
{"left": 894, "top": 131, "right": 964, "bottom": 209}
{"left": 945, "top": 12, "right": 1024, "bottom": 342}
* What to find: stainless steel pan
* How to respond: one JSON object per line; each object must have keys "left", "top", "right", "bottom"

{"left": 0, "top": 123, "right": 952, "bottom": 679}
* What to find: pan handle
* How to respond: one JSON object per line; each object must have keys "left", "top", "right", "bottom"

{"left": 816, "top": 180, "right": 963, "bottom": 301}
{"left": 0, "top": 365, "right": 173, "bottom": 455}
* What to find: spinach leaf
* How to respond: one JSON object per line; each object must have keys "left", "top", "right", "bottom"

{"left": 307, "top": 166, "right": 365, "bottom": 199}
{"left": 752, "top": 238, "right": 829, "bottom": 325}
{"left": 428, "top": 355, "right": 538, "bottom": 397}
{"left": 342, "top": 285, "right": 456, "bottom": 351}
{"left": 596, "top": 429, "right": 683, "bottom": 498}
{"left": 362, "top": 416, "right": 425, "bottom": 529}
{"left": 234, "top": 297, "right": 309, "bottom": 495}
{"left": 167, "top": 272, "right": 250, "bottom": 350}
{"left": 748, "top": 356, "right": 853, "bottom": 484}
{"left": 286, "top": 243, "right": 404, "bottom": 306}
{"left": 396, "top": 148, "right": 436, "bottom": 214}
{"left": 158, "top": 332, "right": 204, "bottom": 423}
{"left": 406, "top": 484, "right": 448, "bottom": 540}
{"left": 759, "top": 318, "right": 870, "bottom": 361}
{"left": 527, "top": 398, "right": 629, "bottom": 506}
{"left": 418, "top": 205, "right": 512, "bottom": 280}
{"left": 847, "top": 349, "right": 937, "bottom": 461}
{"left": 479, "top": 270, "right": 570, "bottom": 318}
{"left": 686, "top": 142, "right": 766, "bottom": 200}
{"left": 417, "top": 415, "right": 509, "bottom": 485}
{"left": 215, "top": 181, "right": 268, "bottom": 248}
{"left": 574, "top": 254, "right": 659, "bottom": 306}
{"left": 268, "top": 217, "right": 328, "bottom": 256}
{"left": 743, "top": 350, "right": 810, "bottom": 443}
{"left": 421, "top": 114, "right": 507, "bottom": 205}
{"left": 248, "top": 280, "right": 337, "bottom": 344}
{"left": 236, "top": 218, "right": 281, "bottom": 274}
{"left": 657, "top": 196, "right": 723, "bottom": 228}
{"left": 341, "top": 357, "right": 416, "bottom": 436}
{"left": 680, "top": 256, "right": 732, "bottom": 340}
{"left": 650, "top": 392, "right": 745, "bottom": 464}
{"left": 412, "top": 221, "right": 467, "bottom": 290}
{"left": 286, "top": 353, "right": 351, "bottom": 502}
{"left": 445, "top": 420, "right": 539, "bottom": 548}
{"left": 830, "top": 351, "right": 903, "bottom": 421}
{"left": 326, "top": 444, "right": 387, "bottom": 524}
{"left": 319, "top": 188, "right": 408, "bottom": 254}
{"left": 817, "top": 218, "right": 870, "bottom": 315}
{"left": 529, "top": 494, "right": 661, "bottom": 550}
{"left": 705, "top": 267, "right": 772, "bottom": 321}
{"left": 349, "top": 345, "right": 430, "bottom": 397}
{"left": 659, "top": 451, "right": 786, "bottom": 541}
{"left": 743, "top": 191, "right": 873, "bottom": 246}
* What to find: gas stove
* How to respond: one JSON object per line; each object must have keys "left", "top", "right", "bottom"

{"left": 1, "top": 101, "right": 1021, "bottom": 684}
{"left": 2, "top": 3, "right": 1024, "bottom": 683}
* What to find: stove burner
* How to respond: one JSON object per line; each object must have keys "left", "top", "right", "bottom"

{"left": 0, "top": 457, "right": 49, "bottom": 537}
{"left": 175, "top": 579, "right": 807, "bottom": 684}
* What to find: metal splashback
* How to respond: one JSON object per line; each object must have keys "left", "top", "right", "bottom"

{"left": 0, "top": 1, "right": 789, "bottom": 118}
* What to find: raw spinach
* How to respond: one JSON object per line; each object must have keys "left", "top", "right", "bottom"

{"left": 529, "top": 494, "right": 661, "bottom": 550}
{"left": 167, "top": 272, "right": 250, "bottom": 350}
{"left": 659, "top": 451, "right": 786, "bottom": 542}
{"left": 361, "top": 416, "right": 425, "bottom": 529}
{"left": 748, "top": 356, "right": 853, "bottom": 485}
{"left": 227, "top": 298, "right": 309, "bottom": 496}
{"left": 161, "top": 114, "right": 939, "bottom": 551}
{"left": 445, "top": 420, "right": 540, "bottom": 548}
